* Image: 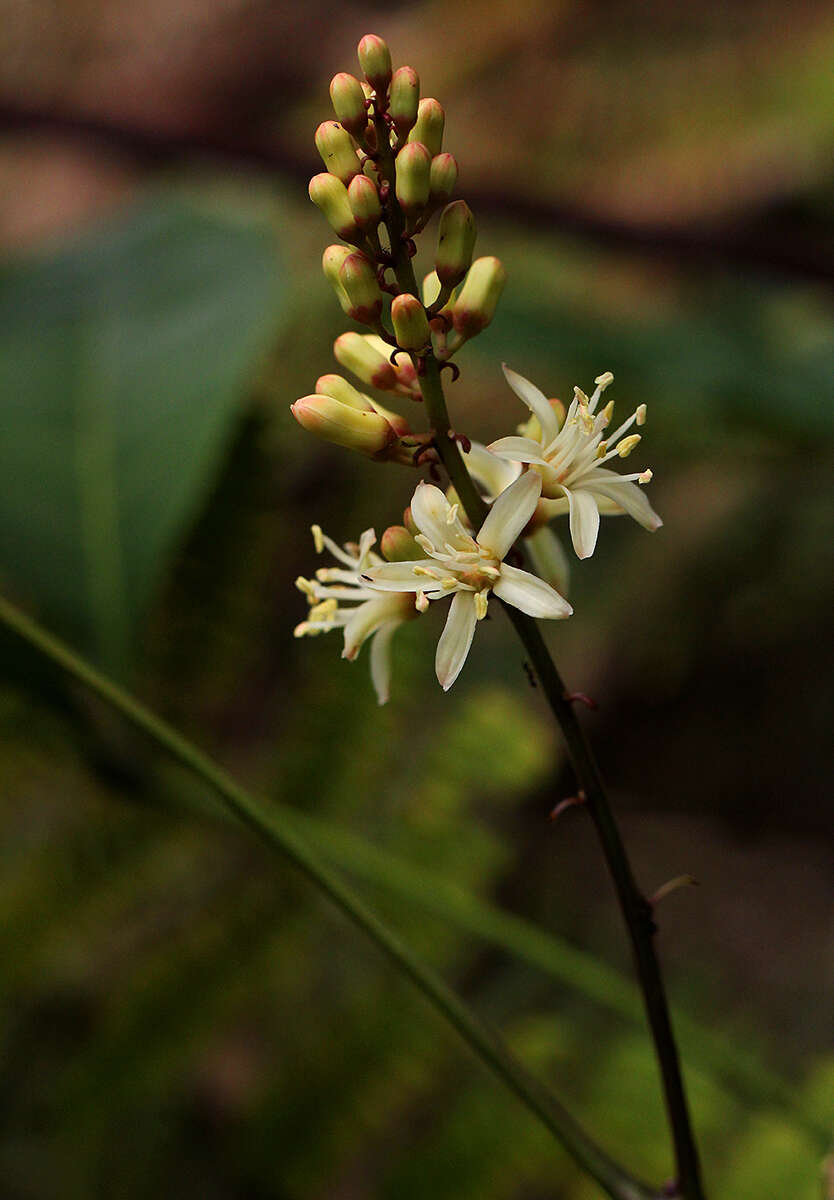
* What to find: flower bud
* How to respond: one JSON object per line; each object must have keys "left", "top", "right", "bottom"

{"left": 368, "top": 398, "right": 410, "bottom": 437}
{"left": 329, "top": 72, "right": 367, "bottom": 137}
{"left": 391, "top": 293, "right": 431, "bottom": 350}
{"left": 321, "top": 244, "right": 353, "bottom": 314}
{"left": 435, "top": 200, "right": 476, "bottom": 287}
{"left": 403, "top": 505, "right": 419, "bottom": 536}
{"left": 450, "top": 256, "right": 507, "bottom": 337}
{"left": 429, "top": 153, "right": 458, "bottom": 203}
{"left": 314, "top": 121, "right": 361, "bottom": 185}
{"left": 395, "top": 142, "right": 431, "bottom": 215}
{"left": 389, "top": 66, "right": 420, "bottom": 140}
{"left": 381, "top": 525, "right": 423, "bottom": 561}
{"left": 408, "top": 98, "right": 444, "bottom": 157}
{"left": 314, "top": 373, "right": 374, "bottom": 411}
{"left": 339, "top": 252, "right": 383, "bottom": 324}
{"left": 357, "top": 34, "right": 392, "bottom": 93}
{"left": 309, "top": 174, "right": 360, "bottom": 241}
{"left": 334, "top": 331, "right": 397, "bottom": 390}
{"left": 348, "top": 174, "right": 382, "bottom": 230}
{"left": 364, "top": 334, "right": 420, "bottom": 393}
{"left": 291, "top": 394, "right": 396, "bottom": 458}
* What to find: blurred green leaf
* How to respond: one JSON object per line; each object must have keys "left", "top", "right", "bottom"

{"left": 0, "top": 196, "right": 283, "bottom": 675}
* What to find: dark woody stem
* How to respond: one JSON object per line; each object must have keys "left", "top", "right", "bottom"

{"left": 374, "top": 108, "right": 705, "bottom": 1200}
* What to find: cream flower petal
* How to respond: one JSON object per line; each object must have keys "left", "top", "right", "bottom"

{"left": 369, "top": 620, "right": 399, "bottom": 704}
{"left": 464, "top": 442, "right": 521, "bottom": 497}
{"left": 486, "top": 436, "right": 550, "bottom": 466}
{"left": 562, "top": 485, "right": 601, "bottom": 559}
{"left": 435, "top": 591, "right": 478, "bottom": 691}
{"left": 493, "top": 562, "right": 572, "bottom": 618}
{"left": 583, "top": 469, "right": 663, "bottom": 531}
{"left": 477, "top": 470, "right": 542, "bottom": 560}
{"left": 410, "top": 480, "right": 474, "bottom": 553}
{"left": 342, "top": 596, "right": 404, "bottom": 660}
{"left": 502, "top": 364, "right": 559, "bottom": 444}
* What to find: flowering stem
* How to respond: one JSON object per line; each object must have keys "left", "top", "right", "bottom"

{"left": 375, "top": 146, "right": 704, "bottom": 1200}
{"left": 0, "top": 591, "right": 655, "bottom": 1200}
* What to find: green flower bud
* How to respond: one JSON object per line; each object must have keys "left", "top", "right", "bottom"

{"left": 450, "top": 256, "right": 507, "bottom": 337}
{"left": 368, "top": 398, "right": 410, "bottom": 437}
{"left": 329, "top": 72, "right": 367, "bottom": 137}
{"left": 435, "top": 200, "right": 476, "bottom": 287}
{"left": 389, "top": 66, "right": 420, "bottom": 140}
{"left": 309, "top": 174, "right": 360, "bottom": 241}
{"left": 391, "top": 293, "right": 431, "bottom": 350}
{"left": 381, "top": 525, "right": 423, "bottom": 561}
{"left": 403, "top": 505, "right": 418, "bottom": 535}
{"left": 408, "top": 98, "right": 444, "bottom": 157}
{"left": 314, "top": 121, "right": 361, "bottom": 185}
{"left": 429, "top": 152, "right": 458, "bottom": 203}
{"left": 290, "top": 394, "right": 396, "bottom": 458}
{"left": 347, "top": 174, "right": 382, "bottom": 230}
{"left": 357, "top": 34, "right": 392, "bottom": 92}
{"left": 339, "top": 252, "right": 383, "bottom": 325}
{"left": 314, "top": 373, "right": 374, "bottom": 411}
{"left": 334, "top": 331, "right": 397, "bottom": 390}
{"left": 321, "top": 244, "right": 353, "bottom": 314}
{"left": 395, "top": 142, "right": 431, "bottom": 215}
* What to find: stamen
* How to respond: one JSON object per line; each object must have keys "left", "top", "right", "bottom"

{"left": 293, "top": 621, "right": 311, "bottom": 638}
{"left": 474, "top": 591, "right": 489, "bottom": 619}
{"left": 480, "top": 564, "right": 501, "bottom": 579}
{"left": 414, "top": 565, "right": 443, "bottom": 579}
{"left": 617, "top": 434, "right": 641, "bottom": 457}
{"left": 440, "top": 577, "right": 459, "bottom": 589}
{"left": 309, "top": 598, "right": 338, "bottom": 621}
{"left": 594, "top": 371, "right": 614, "bottom": 390}
{"left": 415, "top": 533, "right": 435, "bottom": 554}
{"left": 295, "top": 576, "right": 315, "bottom": 595}
{"left": 415, "top": 591, "right": 429, "bottom": 612}
{"left": 638, "top": 468, "right": 653, "bottom": 484}
{"left": 446, "top": 503, "right": 459, "bottom": 525}
{"left": 601, "top": 400, "right": 615, "bottom": 425}
{"left": 311, "top": 524, "right": 324, "bottom": 554}
{"left": 636, "top": 403, "right": 647, "bottom": 426}
{"left": 596, "top": 441, "right": 608, "bottom": 458}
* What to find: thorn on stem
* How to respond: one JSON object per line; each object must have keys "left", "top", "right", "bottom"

{"left": 564, "top": 691, "right": 598, "bottom": 711}
{"left": 447, "top": 429, "right": 471, "bottom": 453}
{"left": 650, "top": 875, "right": 699, "bottom": 908}
{"left": 549, "top": 790, "right": 586, "bottom": 822}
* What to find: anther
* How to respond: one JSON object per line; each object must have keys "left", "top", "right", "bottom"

{"left": 311, "top": 525, "right": 324, "bottom": 553}
{"left": 617, "top": 434, "right": 641, "bottom": 457}
{"left": 636, "top": 403, "right": 647, "bottom": 426}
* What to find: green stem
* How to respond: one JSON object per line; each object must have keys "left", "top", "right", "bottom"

{"left": 375, "top": 143, "right": 704, "bottom": 1200}
{"left": 0, "top": 592, "right": 654, "bottom": 1200}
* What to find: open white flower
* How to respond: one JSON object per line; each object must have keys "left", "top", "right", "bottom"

{"left": 488, "top": 365, "right": 662, "bottom": 559}
{"left": 294, "top": 525, "right": 417, "bottom": 704}
{"left": 362, "top": 472, "right": 572, "bottom": 691}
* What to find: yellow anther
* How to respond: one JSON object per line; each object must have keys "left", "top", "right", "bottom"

{"left": 636, "top": 403, "right": 647, "bottom": 426}
{"left": 311, "top": 524, "right": 324, "bottom": 553}
{"left": 315, "top": 567, "right": 336, "bottom": 582}
{"left": 594, "top": 371, "right": 614, "bottom": 390}
{"left": 617, "top": 434, "right": 641, "bottom": 458}
{"left": 309, "top": 598, "right": 338, "bottom": 621}
{"left": 574, "top": 386, "right": 589, "bottom": 405}
{"left": 481, "top": 564, "right": 501, "bottom": 580}
{"left": 638, "top": 468, "right": 653, "bottom": 484}
{"left": 601, "top": 400, "right": 615, "bottom": 424}
{"left": 474, "top": 591, "right": 489, "bottom": 620}
{"left": 596, "top": 441, "right": 608, "bottom": 458}
{"left": 446, "top": 503, "right": 459, "bottom": 525}
{"left": 295, "top": 576, "right": 315, "bottom": 595}
{"left": 440, "top": 577, "right": 459, "bottom": 589}
{"left": 415, "top": 591, "right": 429, "bottom": 613}
{"left": 414, "top": 564, "right": 442, "bottom": 578}
{"left": 293, "top": 622, "right": 311, "bottom": 638}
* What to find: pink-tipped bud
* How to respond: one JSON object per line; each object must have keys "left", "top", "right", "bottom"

{"left": 435, "top": 200, "right": 476, "bottom": 287}
{"left": 329, "top": 72, "right": 367, "bottom": 137}
{"left": 334, "top": 331, "right": 397, "bottom": 390}
{"left": 395, "top": 141, "right": 431, "bottom": 215}
{"left": 314, "top": 121, "right": 361, "bottom": 185}
{"left": 314, "top": 373, "right": 375, "bottom": 411}
{"left": 357, "top": 34, "right": 392, "bottom": 92}
{"left": 368, "top": 397, "right": 410, "bottom": 437}
{"left": 290, "top": 394, "right": 396, "bottom": 458}
{"left": 363, "top": 334, "right": 420, "bottom": 393}
{"left": 429, "top": 152, "right": 458, "bottom": 203}
{"left": 347, "top": 174, "right": 382, "bottom": 230}
{"left": 321, "top": 244, "right": 354, "bottom": 314}
{"left": 309, "top": 174, "right": 360, "bottom": 241}
{"left": 408, "top": 98, "right": 444, "bottom": 157}
{"left": 391, "top": 293, "right": 431, "bottom": 350}
{"left": 450, "top": 256, "right": 506, "bottom": 337}
{"left": 339, "top": 252, "right": 383, "bottom": 325}
{"left": 403, "top": 505, "right": 418, "bottom": 535}
{"left": 381, "top": 525, "right": 423, "bottom": 561}
{"left": 389, "top": 66, "right": 420, "bottom": 140}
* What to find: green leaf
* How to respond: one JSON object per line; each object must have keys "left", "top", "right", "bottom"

{"left": 0, "top": 195, "right": 283, "bottom": 675}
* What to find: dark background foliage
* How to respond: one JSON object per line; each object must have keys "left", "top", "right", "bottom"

{"left": 0, "top": 1, "right": 832, "bottom": 1196}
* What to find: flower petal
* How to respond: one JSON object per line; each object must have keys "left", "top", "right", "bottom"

{"left": 464, "top": 441, "right": 521, "bottom": 500}
{"left": 486, "top": 436, "right": 550, "bottom": 466}
{"left": 342, "top": 596, "right": 404, "bottom": 660}
{"left": 502, "top": 364, "right": 559, "bottom": 444}
{"left": 525, "top": 526, "right": 570, "bottom": 598}
{"left": 410, "top": 480, "right": 474, "bottom": 552}
{"left": 562, "top": 486, "right": 600, "bottom": 559}
{"left": 435, "top": 591, "right": 478, "bottom": 691}
{"left": 477, "top": 471, "right": 542, "bottom": 560}
{"left": 493, "top": 563, "right": 572, "bottom": 618}
{"left": 369, "top": 620, "right": 400, "bottom": 704}
{"left": 583, "top": 469, "right": 663, "bottom": 531}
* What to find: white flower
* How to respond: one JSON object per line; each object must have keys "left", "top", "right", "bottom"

{"left": 488, "top": 365, "right": 662, "bottom": 559}
{"left": 362, "top": 472, "right": 572, "bottom": 691}
{"left": 294, "top": 525, "right": 416, "bottom": 704}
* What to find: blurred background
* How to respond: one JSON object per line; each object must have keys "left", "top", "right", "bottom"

{"left": 1, "top": 1, "right": 832, "bottom": 1196}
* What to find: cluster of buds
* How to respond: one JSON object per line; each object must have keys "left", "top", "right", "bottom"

{"left": 294, "top": 33, "right": 507, "bottom": 461}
